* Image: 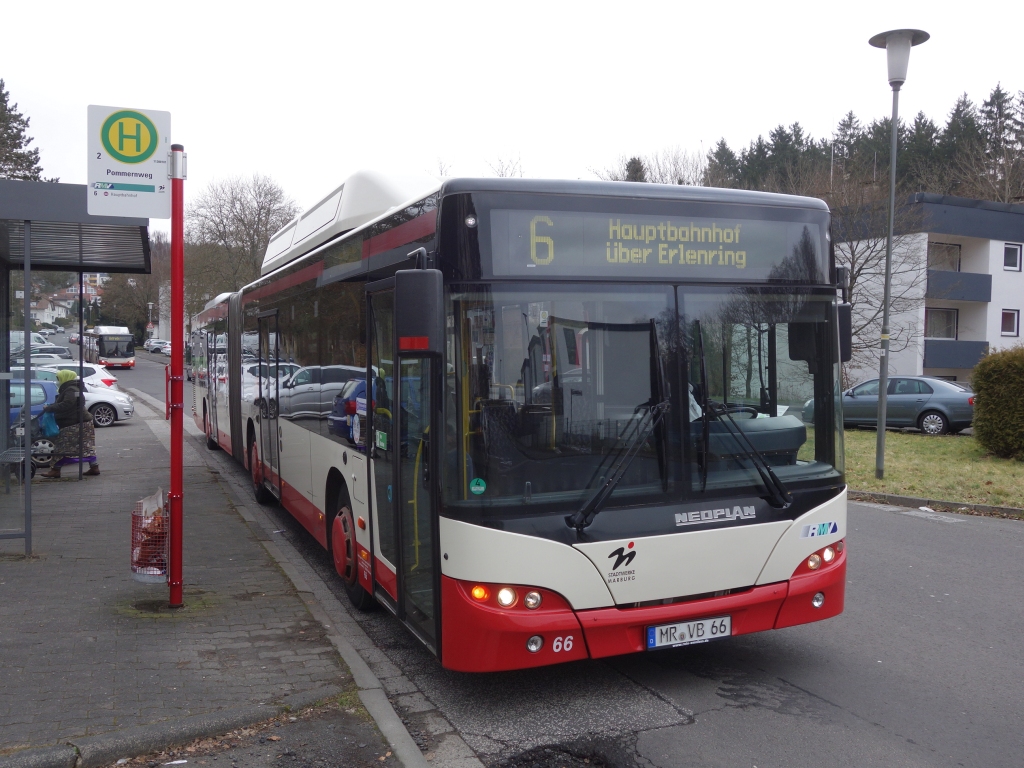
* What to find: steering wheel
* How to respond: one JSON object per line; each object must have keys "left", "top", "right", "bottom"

{"left": 711, "top": 403, "right": 761, "bottom": 418}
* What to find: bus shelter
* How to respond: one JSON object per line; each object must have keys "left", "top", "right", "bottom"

{"left": 0, "top": 179, "right": 150, "bottom": 554}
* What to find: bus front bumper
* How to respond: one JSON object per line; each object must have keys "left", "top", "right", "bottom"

{"left": 440, "top": 550, "right": 845, "bottom": 672}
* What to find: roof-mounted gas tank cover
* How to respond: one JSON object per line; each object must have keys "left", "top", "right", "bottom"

{"left": 203, "top": 292, "right": 235, "bottom": 312}
{"left": 260, "top": 170, "right": 440, "bottom": 277}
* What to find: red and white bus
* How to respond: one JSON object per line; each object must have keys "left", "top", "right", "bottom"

{"left": 84, "top": 325, "right": 135, "bottom": 369}
{"left": 193, "top": 171, "right": 850, "bottom": 672}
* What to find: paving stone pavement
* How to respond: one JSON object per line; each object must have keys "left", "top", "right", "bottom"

{"left": 0, "top": 397, "right": 347, "bottom": 754}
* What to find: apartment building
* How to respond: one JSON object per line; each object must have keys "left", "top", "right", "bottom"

{"left": 846, "top": 194, "right": 1023, "bottom": 384}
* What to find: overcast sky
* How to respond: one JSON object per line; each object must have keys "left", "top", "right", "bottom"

{"left": 3, "top": 0, "right": 1018, "bottom": 234}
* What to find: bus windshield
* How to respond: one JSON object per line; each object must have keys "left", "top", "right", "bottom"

{"left": 445, "top": 282, "right": 842, "bottom": 515}
{"left": 97, "top": 336, "right": 135, "bottom": 358}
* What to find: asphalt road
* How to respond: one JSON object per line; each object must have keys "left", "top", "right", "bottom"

{"left": 126, "top": 351, "right": 1024, "bottom": 768}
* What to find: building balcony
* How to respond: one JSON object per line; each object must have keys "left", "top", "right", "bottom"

{"left": 926, "top": 270, "right": 992, "bottom": 302}
{"left": 923, "top": 339, "right": 989, "bottom": 369}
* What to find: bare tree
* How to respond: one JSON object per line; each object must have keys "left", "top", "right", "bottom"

{"left": 487, "top": 154, "right": 523, "bottom": 178}
{"left": 828, "top": 170, "right": 927, "bottom": 384}
{"left": 594, "top": 147, "right": 706, "bottom": 185}
{"left": 186, "top": 175, "right": 299, "bottom": 296}
{"left": 100, "top": 232, "right": 171, "bottom": 338}
{"left": 644, "top": 147, "right": 707, "bottom": 186}
{"left": 435, "top": 158, "right": 452, "bottom": 178}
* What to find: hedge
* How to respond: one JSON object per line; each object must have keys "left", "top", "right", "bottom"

{"left": 972, "top": 345, "right": 1024, "bottom": 459}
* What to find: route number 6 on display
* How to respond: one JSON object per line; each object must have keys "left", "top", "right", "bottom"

{"left": 551, "top": 635, "right": 573, "bottom": 652}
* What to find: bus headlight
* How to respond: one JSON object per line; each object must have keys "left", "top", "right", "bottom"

{"left": 822, "top": 546, "right": 836, "bottom": 563}
{"left": 526, "top": 635, "right": 543, "bottom": 652}
{"left": 807, "top": 553, "right": 821, "bottom": 570}
{"left": 496, "top": 587, "right": 517, "bottom": 607}
{"left": 524, "top": 591, "right": 542, "bottom": 610}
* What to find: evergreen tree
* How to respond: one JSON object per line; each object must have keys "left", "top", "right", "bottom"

{"left": 738, "top": 136, "right": 771, "bottom": 189}
{"left": 624, "top": 156, "right": 648, "bottom": 182}
{"left": 976, "top": 85, "right": 1024, "bottom": 202}
{"left": 902, "top": 112, "right": 940, "bottom": 189}
{"left": 0, "top": 79, "right": 46, "bottom": 181}
{"left": 833, "top": 111, "right": 863, "bottom": 164}
{"left": 768, "top": 124, "right": 800, "bottom": 172}
{"left": 704, "top": 139, "right": 740, "bottom": 187}
{"left": 939, "top": 94, "right": 984, "bottom": 163}
{"left": 979, "top": 83, "right": 1021, "bottom": 158}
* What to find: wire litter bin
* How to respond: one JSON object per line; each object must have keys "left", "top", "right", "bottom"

{"left": 131, "top": 488, "right": 168, "bottom": 583}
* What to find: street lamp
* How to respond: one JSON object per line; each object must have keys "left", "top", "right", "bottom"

{"left": 869, "top": 28, "right": 929, "bottom": 480}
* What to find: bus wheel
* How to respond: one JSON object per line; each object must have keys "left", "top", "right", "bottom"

{"left": 204, "top": 411, "right": 218, "bottom": 450}
{"left": 332, "top": 505, "right": 374, "bottom": 611}
{"left": 248, "top": 439, "right": 273, "bottom": 505}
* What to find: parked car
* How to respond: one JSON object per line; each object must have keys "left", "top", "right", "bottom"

{"left": 31, "top": 345, "right": 73, "bottom": 360}
{"left": 13, "top": 353, "right": 64, "bottom": 365}
{"left": 144, "top": 338, "right": 168, "bottom": 352}
{"left": 9, "top": 379, "right": 58, "bottom": 467}
{"left": 157, "top": 341, "right": 173, "bottom": 356}
{"left": 327, "top": 378, "right": 365, "bottom": 441}
{"left": 278, "top": 364, "right": 363, "bottom": 421}
{"left": 804, "top": 375, "right": 975, "bottom": 435}
{"left": 47, "top": 362, "right": 120, "bottom": 390}
{"left": 327, "top": 374, "right": 386, "bottom": 445}
{"left": 68, "top": 332, "right": 80, "bottom": 345}
{"left": 85, "top": 388, "right": 134, "bottom": 427}
{"left": 9, "top": 331, "right": 47, "bottom": 348}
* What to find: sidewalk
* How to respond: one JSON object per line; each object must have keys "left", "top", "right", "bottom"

{"left": 0, "top": 396, "right": 351, "bottom": 762}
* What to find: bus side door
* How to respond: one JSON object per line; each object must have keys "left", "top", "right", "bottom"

{"left": 258, "top": 312, "right": 282, "bottom": 499}
{"left": 206, "top": 329, "right": 218, "bottom": 443}
{"left": 367, "top": 283, "right": 439, "bottom": 653}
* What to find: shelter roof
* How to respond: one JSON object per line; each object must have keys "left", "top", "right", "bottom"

{"left": 0, "top": 179, "right": 151, "bottom": 273}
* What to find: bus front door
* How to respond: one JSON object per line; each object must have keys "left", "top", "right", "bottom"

{"left": 258, "top": 312, "right": 281, "bottom": 499}
{"left": 368, "top": 288, "right": 438, "bottom": 652}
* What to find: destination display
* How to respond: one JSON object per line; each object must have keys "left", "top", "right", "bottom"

{"left": 490, "top": 209, "right": 826, "bottom": 282}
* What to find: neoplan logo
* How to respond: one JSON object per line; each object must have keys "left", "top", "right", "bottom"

{"left": 101, "top": 110, "right": 159, "bottom": 164}
{"left": 608, "top": 545, "right": 636, "bottom": 571}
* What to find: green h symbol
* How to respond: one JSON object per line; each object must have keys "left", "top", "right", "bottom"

{"left": 117, "top": 120, "right": 143, "bottom": 152}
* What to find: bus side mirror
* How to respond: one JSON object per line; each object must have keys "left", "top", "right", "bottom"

{"left": 394, "top": 269, "right": 444, "bottom": 356}
{"left": 838, "top": 303, "right": 852, "bottom": 363}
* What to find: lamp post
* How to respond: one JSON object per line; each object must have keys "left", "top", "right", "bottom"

{"left": 868, "top": 28, "right": 929, "bottom": 480}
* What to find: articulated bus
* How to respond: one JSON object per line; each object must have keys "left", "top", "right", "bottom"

{"left": 84, "top": 325, "right": 136, "bottom": 369}
{"left": 192, "top": 172, "right": 851, "bottom": 672}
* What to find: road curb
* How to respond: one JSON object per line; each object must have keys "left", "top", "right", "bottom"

{"left": 0, "top": 687, "right": 342, "bottom": 768}
{"left": 849, "top": 489, "right": 1024, "bottom": 518}
{"left": 0, "top": 746, "right": 77, "bottom": 768}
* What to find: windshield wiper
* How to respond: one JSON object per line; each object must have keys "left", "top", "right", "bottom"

{"left": 709, "top": 402, "right": 792, "bottom": 509}
{"left": 568, "top": 397, "right": 670, "bottom": 535}
{"left": 694, "top": 321, "right": 792, "bottom": 510}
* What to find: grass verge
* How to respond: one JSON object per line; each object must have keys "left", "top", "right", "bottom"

{"left": 843, "top": 428, "right": 1024, "bottom": 509}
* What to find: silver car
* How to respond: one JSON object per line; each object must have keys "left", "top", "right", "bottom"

{"left": 45, "top": 362, "right": 121, "bottom": 391}
{"left": 809, "top": 376, "right": 975, "bottom": 435}
{"left": 85, "top": 388, "right": 134, "bottom": 427}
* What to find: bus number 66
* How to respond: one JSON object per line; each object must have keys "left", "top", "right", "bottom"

{"left": 551, "top": 635, "right": 573, "bottom": 653}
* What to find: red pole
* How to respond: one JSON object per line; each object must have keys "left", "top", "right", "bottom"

{"left": 169, "top": 144, "right": 186, "bottom": 608}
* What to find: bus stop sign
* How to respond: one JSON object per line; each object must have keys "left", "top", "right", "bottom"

{"left": 88, "top": 105, "right": 171, "bottom": 219}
